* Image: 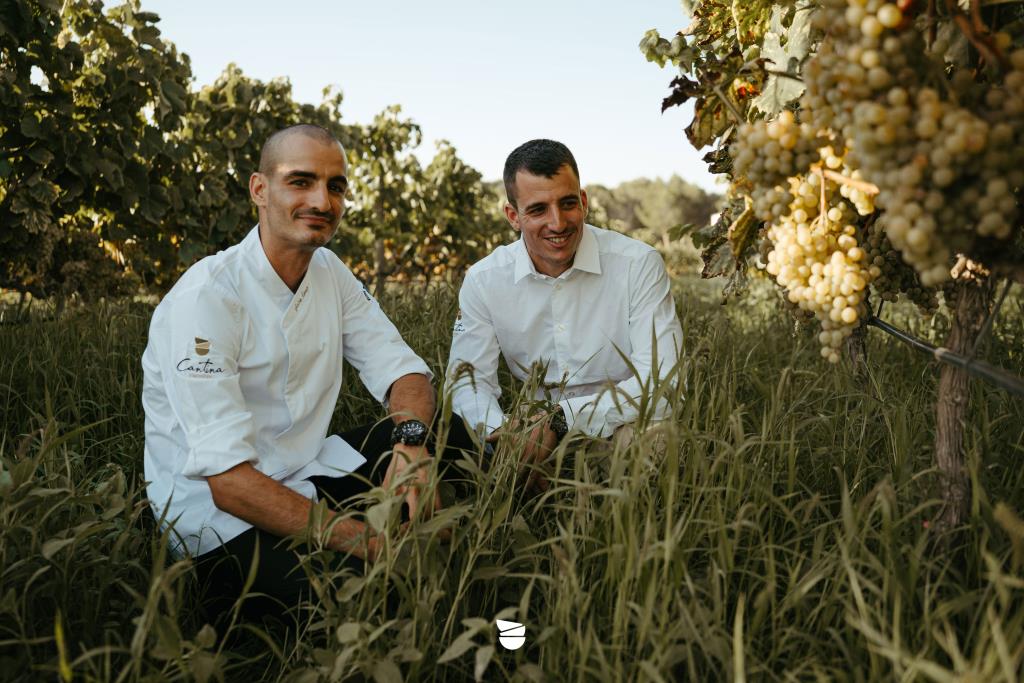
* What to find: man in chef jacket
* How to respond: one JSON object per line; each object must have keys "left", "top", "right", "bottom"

{"left": 142, "top": 124, "right": 458, "bottom": 620}
{"left": 446, "top": 139, "right": 683, "bottom": 489}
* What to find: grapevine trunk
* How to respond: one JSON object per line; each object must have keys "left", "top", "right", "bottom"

{"left": 933, "top": 273, "right": 995, "bottom": 532}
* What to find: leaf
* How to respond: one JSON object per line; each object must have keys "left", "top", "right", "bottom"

{"left": 27, "top": 147, "right": 54, "bottom": 166}
{"left": 337, "top": 622, "right": 361, "bottom": 644}
{"left": 190, "top": 650, "right": 219, "bottom": 683}
{"left": 41, "top": 537, "right": 75, "bottom": 560}
{"left": 437, "top": 631, "right": 478, "bottom": 664}
{"left": 151, "top": 615, "right": 181, "bottom": 660}
{"left": 135, "top": 26, "right": 162, "bottom": 48}
{"left": 727, "top": 197, "right": 760, "bottom": 258}
{"left": 752, "top": 1, "right": 815, "bottom": 115}
{"left": 733, "top": 1, "right": 775, "bottom": 46}
{"left": 474, "top": 645, "right": 494, "bottom": 682}
{"left": 194, "top": 623, "right": 217, "bottom": 649}
{"left": 337, "top": 576, "right": 366, "bottom": 602}
{"left": 372, "top": 659, "right": 403, "bottom": 683}
{"left": 702, "top": 240, "right": 736, "bottom": 279}
{"left": 662, "top": 74, "right": 702, "bottom": 112}
{"left": 55, "top": 610, "right": 72, "bottom": 682}
{"left": 20, "top": 114, "right": 41, "bottom": 138}
{"left": 160, "top": 79, "right": 188, "bottom": 113}
{"left": 367, "top": 499, "right": 393, "bottom": 533}
{"left": 703, "top": 146, "right": 732, "bottom": 175}
{"left": 472, "top": 566, "right": 508, "bottom": 581}
{"left": 686, "top": 95, "right": 735, "bottom": 150}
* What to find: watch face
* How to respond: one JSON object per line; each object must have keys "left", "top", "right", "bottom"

{"left": 393, "top": 419, "right": 428, "bottom": 445}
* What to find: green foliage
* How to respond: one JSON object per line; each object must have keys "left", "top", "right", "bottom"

{"left": 3, "top": 285, "right": 1024, "bottom": 679}
{"left": 586, "top": 176, "right": 718, "bottom": 273}
{"left": 0, "top": 0, "right": 192, "bottom": 299}
{"left": 0, "top": 1, "right": 507, "bottom": 301}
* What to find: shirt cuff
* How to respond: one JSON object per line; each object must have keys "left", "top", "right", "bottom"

{"left": 180, "top": 414, "right": 259, "bottom": 479}
{"left": 375, "top": 358, "right": 434, "bottom": 406}
{"left": 559, "top": 396, "right": 614, "bottom": 438}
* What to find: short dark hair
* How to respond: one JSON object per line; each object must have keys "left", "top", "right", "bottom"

{"left": 259, "top": 123, "right": 343, "bottom": 174}
{"left": 503, "top": 139, "right": 580, "bottom": 208}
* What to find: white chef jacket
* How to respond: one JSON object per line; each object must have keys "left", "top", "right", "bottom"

{"left": 142, "top": 226, "right": 432, "bottom": 558}
{"left": 446, "top": 224, "right": 682, "bottom": 438}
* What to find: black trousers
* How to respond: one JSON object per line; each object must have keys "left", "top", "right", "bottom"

{"left": 194, "top": 417, "right": 479, "bottom": 624}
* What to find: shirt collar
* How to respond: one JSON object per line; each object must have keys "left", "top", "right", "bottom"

{"left": 512, "top": 239, "right": 535, "bottom": 284}
{"left": 570, "top": 224, "right": 601, "bottom": 275}
{"left": 244, "top": 224, "right": 296, "bottom": 305}
{"left": 512, "top": 224, "right": 602, "bottom": 284}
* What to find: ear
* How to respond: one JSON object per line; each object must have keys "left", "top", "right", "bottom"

{"left": 580, "top": 188, "right": 589, "bottom": 219}
{"left": 503, "top": 202, "right": 521, "bottom": 232}
{"left": 249, "top": 172, "right": 268, "bottom": 207}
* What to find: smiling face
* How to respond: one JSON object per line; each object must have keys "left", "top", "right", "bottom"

{"left": 504, "top": 164, "right": 588, "bottom": 278}
{"left": 249, "top": 133, "right": 349, "bottom": 254}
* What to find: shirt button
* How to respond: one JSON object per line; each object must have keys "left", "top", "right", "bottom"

{"left": 557, "top": 324, "right": 565, "bottom": 332}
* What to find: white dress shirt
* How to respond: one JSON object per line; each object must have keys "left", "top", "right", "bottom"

{"left": 446, "top": 224, "right": 682, "bottom": 438}
{"left": 142, "top": 226, "right": 431, "bottom": 558}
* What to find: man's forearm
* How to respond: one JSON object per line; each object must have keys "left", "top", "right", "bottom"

{"left": 207, "top": 462, "right": 374, "bottom": 557}
{"left": 387, "top": 372, "right": 435, "bottom": 424}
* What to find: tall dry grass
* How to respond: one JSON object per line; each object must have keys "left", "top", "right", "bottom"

{"left": 1, "top": 279, "right": 1023, "bottom": 681}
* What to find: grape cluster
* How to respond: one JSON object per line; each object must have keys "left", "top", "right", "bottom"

{"left": 728, "top": 0, "right": 1024, "bottom": 359}
{"left": 731, "top": 112, "right": 828, "bottom": 223}
{"left": 799, "top": 0, "right": 1024, "bottom": 286}
{"left": 864, "top": 219, "right": 938, "bottom": 312}
{"left": 763, "top": 174, "right": 876, "bottom": 363}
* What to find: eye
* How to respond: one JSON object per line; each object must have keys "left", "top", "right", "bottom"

{"left": 329, "top": 182, "right": 346, "bottom": 194}
{"left": 290, "top": 178, "right": 309, "bottom": 187}
{"left": 560, "top": 198, "right": 578, "bottom": 210}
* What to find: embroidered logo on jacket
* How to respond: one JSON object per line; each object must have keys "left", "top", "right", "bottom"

{"left": 194, "top": 337, "right": 211, "bottom": 356}
{"left": 176, "top": 358, "right": 224, "bottom": 375}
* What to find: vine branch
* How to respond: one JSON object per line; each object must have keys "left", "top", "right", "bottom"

{"left": 944, "top": 0, "right": 1008, "bottom": 69}
{"left": 820, "top": 168, "right": 880, "bottom": 196}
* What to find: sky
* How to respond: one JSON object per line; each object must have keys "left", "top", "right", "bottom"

{"left": 128, "top": 0, "right": 718, "bottom": 191}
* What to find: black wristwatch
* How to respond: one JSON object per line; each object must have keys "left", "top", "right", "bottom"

{"left": 548, "top": 405, "right": 569, "bottom": 440}
{"left": 391, "top": 419, "right": 429, "bottom": 447}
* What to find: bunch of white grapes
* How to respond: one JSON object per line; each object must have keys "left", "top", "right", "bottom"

{"left": 731, "top": 111, "right": 827, "bottom": 222}
{"left": 763, "top": 174, "right": 875, "bottom": 363}
{"left": 800, "top": 0, "right": 1024, "bottom": 285}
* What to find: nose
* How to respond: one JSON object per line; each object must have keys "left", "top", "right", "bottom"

{"left": 309, "top": 182, "right": 331, "bottom": 212}
{"left": 546, "top": 206, "right": 567, "bottom": 231}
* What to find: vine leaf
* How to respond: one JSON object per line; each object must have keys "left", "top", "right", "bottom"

{"left": 686, "top": 90, "right": 741, "bottom": 149}
{"left": 662, "top": 74, "right": 701, "bottom": 112}
{"left": 686, "top": 197, "right": 751, "bottom": 279}
{"left": 752, "top": 1, "right": 815, "bottom": 115}
{"left": 728, "top": 196, "right": 759, "bottom": 258}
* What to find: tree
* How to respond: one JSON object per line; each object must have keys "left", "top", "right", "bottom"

{"left": 0, "top": 0, "right": 192, "bottom": 305}
{"left": 644, "top": 0, "right": 1024, "bottom": 530}
{"left": 416, "top": 140, "right": 513, "bottom": 280}
{"left": 586, "top": 176, "right": 717, "bottom": 272}
{"left": 340, "top": 105, "right": 427, "bottom": 294}
{"left": 1, "top": 1, "right": 508, "bottom": 302}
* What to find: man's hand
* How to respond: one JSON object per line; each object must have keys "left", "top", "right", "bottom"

{"left": 383, "top": 443, "right": 440, "bottom": 520}
{"left": 487, "top": 414, "right": 558, "bottom": 492}
{"left": 208, "top": 462, "right": 390, "bottom": 562}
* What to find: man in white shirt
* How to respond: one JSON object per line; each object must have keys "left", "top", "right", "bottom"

{"left": 143, "top": 124, "right": 469, "bottom": 621}
{"left": 446, "top": 139, "right": 683, "bottom": 488}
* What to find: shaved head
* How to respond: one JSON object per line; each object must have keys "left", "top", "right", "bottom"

{"left": 258, "top": 124, "right": 344, "bottom": 175}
